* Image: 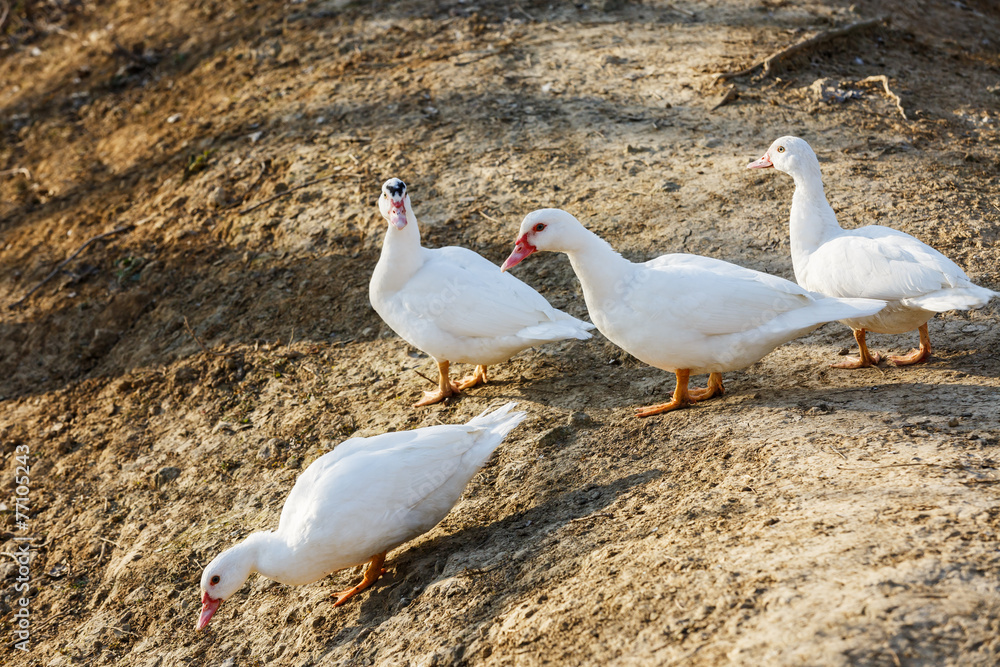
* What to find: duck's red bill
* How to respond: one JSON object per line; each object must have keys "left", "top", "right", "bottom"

{"left": 389, "top": 204, "right": 407, "bottom": 229}
{"left": 501, "top": 235, "right": 536, "bottom": 272}
{"left": 196, "top": 592, "right": 221, "bottom": 631}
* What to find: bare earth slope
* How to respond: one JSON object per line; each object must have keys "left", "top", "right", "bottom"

{"left": 1, "top": 1, "right": 999, "bottom": 665}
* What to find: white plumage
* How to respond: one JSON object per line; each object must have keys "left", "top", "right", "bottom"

{"left": 196, "top": 402, "right": 526, "bottom": 630}
{"left": 370, "top": 178, "right": 594, "bottom": 406}
{"left": 501, "top": 209, "right": 887, "bottom": 416}
{"left": 748, "top": 136, "right": 997, "bottom": 367}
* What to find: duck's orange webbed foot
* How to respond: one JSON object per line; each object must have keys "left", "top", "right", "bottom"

{"left": 635, "top": 369, "right": 695, "bottom": 418}
{"left": 332, "top": 553, "right": 387, "bottom": 607}
{"left": 635, "top": 398, "right": 691, "bottom": 417}
{"left": 889, "top": 323, "right": 932, "bottom": 366}
{"left": 454, "top": 365, "right": 488, "bottom": 391}
{"left": 830, "top": 353, "right": 882, "bottom": 369}
{"left": 688, "top": 372, "right": 725, "bottom": 401}
{"left": 413, "top": 384, "right": 460, "bottom": 407}
{"left": 831, "top": 328, "right": 882, "bottom": 369}
{"left": 413, "top": 360, "right": 461, "bottom": 407}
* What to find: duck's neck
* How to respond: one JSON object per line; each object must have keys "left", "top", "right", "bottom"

{"left": 788, "top": 163, "right": 843, "bottom": 281}
{"left": 561, "top": 227, "right": 636, "bottom": 315}
{"left": 243, "top": 531, "right": 299, "bottom": 585}
{"left": 372, "top": 208, "right": 425, "bottom": 293}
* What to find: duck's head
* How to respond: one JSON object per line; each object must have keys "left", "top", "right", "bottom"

{"left": 501, "top": 208, "right": 582, "bottom": 271}
{"left": 379, "top": 178, "right": 410, "bottom": 230}
{"left": 196, "top": 542, "right": 256, "bottom": 631}
{"left": 747, "top": 136, "right": 817, "bottom": 175}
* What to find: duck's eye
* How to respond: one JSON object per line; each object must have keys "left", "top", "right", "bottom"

{"left": 776, "top": 146, "right": 785, "bottom": 153}
{"left": 534, "top": 223, "right": 546, "bottom": 232}
{"left": 210, "top": 575, "right": 220, "bottom": 585}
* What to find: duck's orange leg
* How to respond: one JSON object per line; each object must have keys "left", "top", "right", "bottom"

{"left": 635, "top": 369, "right": 695, "bottom": 418}
{"left": 688, "top": 372, "right": 725, "bottom": 401}
{"left": 831, "top": 328, "right": 882, "bottom": 369}
{"left": 332, "top": 552, "right": 387, "bottom": 607}
{"left": 414, "top": 360, "right": 460, "bottom": 407}
{"left": 889, "top": 323, "right": 932, "bottom": 366}
{"left": 454, "top": 364, "right": 488, "bottom": 390}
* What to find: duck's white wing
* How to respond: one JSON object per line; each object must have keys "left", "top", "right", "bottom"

{"left": 276, "top": 426, "right": 444, "bottom": 531}
{"left": 278, "top": 423, "right": 499, "bottom": 553}
{"left": 633, "top": 254, "right": 814, "bottom": 336}
{"left": 400, "top": 246, "right": 590, "bottom": 340}
{"left": 809, "top": 226, "right": 970, "bottom": 300}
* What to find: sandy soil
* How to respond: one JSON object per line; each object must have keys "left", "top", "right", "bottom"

{"left": 2, "top": 0, "right": 999, "bottom": 665}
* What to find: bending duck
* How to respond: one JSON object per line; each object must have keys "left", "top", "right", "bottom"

{"left": 197, "top": 403, "right": 526, "bottom": 630}
{"left": 370, "top": 179, "right": 594, "bottom": 406}
{"left": 748, "top": 136, "right": 997, "bottom": 367}
{"left": 501, "top": 209, "right": 886, "bottom": 416}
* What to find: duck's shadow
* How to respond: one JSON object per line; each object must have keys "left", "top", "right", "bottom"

{"left": 748, "top": 379, "right": 1000, "bottom": 419}
{"left": 325, "top": 468, "right": 661, "bottom": 645}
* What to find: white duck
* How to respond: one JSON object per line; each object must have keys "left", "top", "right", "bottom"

{"left": 196, "top": 402, "right": 526, "bottom": 631}
{"left": 501, "top": 209, "right": 887, "bottom": 416}
{"left": 370, "top": 178, "right": 594, "bottom": 406}
{"left": 748, "top": 136, "right": 997, "bottom": 368}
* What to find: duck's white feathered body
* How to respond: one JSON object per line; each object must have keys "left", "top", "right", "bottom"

{"left": 258, "top": 402, "right": 525, "bottom": 585}
{"left": 368, "top": 180, "right": 592, "bottom": 409}
{"left": 793, "top": 224, "right": 996, "bottom": 334}
{"left": 197, "top": 403, "right": 526, "bottom": 628}
{"left": 564, "top": 237, "right": 885, "bottom": 375}
{"left": 759, "top": 136, "right": 996, "bottom": 336}
{"left": 504, "top": 209, "right": 886, "bottom": 377}
{"left": 371, "top": 237, "right": 593, "bottom": 366}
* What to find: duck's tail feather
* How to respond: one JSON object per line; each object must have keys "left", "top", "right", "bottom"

{"left": 761, "top": 296, "right": 887, "bottom": 334}
{"left": 518, "top": 318, "right": 594, "bottom": 342}
{"left": 901, "top": 285, "right": 997, "bottom": 312}
{"left": 460, "top": 403, "right": 527, "bottom": 469}
{"left": 467, "top": 402, "right": 528, "bottom": 438}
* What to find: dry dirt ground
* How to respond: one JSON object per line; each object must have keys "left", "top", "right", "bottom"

{"left": 2, "top": 0, "right": 1000, "bottom": 665}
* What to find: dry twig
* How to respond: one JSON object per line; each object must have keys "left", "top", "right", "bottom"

{"left": 568, "top": 512, "right": 613, "bottom": 525}
{"left": 222, "top": 158, "right": 270, "bottom": 209}
{"left": 713, "top": 17, "right": 886, "bottom": 84}
{"left": 513, "top": 5, "right": 535, "bottom": 22}
{"left": 454, "top": 50, "right": 502, "bottom": 66}
{"left": 8, "top": 225, "right": 135, "bottom": 310}
{"left": 857, "top": 74, "right": 908, "bottom": 120}
{"left": 710, "top": 85, "right": 738, "bottom": 110}
{"left": 476, "top": 208, "right": 504, "bottom": 224}
{"left": 837, "top": 462, "right": 946, "bottom": 471}
{"left": 182, "top": 317, "right": 236, "bottom": 357}
{"left": 239, "top": 173, "right": 337, "bottom": 215}
{"left": 412, "top": 369, "right": 437, "bottom": 386}
{"left": 665, "top": 3, "right": 695, "bottom": 18}
{"left": 0, "top": 166, "right": 31, "bottom": 179}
